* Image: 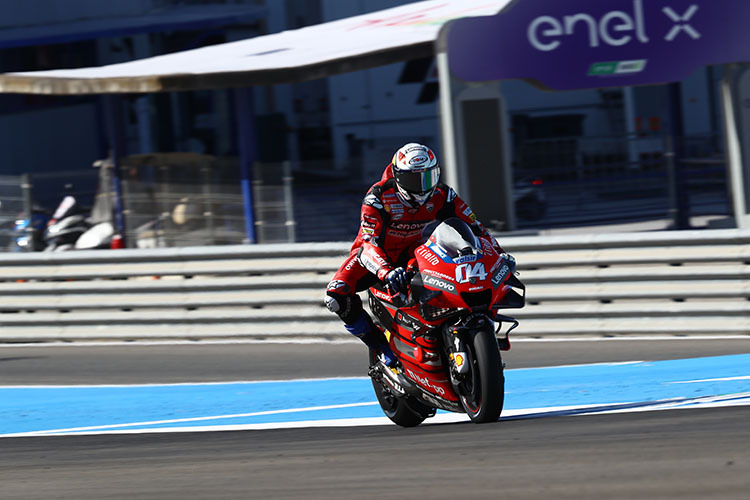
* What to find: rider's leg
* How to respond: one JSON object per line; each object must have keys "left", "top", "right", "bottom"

{"left": 326, "top": 255, "right": 397, "bottom": 366}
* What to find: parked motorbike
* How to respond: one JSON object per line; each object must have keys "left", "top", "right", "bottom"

{"left": 43, "top": 195, "right": 114, "bottom": 251}
{"left": 43, "top": 195, "right": 88, "bottom": 251}
{"left": 367, "top": 217, "right": 525, "bottom": 427}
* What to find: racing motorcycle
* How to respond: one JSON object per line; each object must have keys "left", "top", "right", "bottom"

{"left": 367, "top": 217, "right": 525, "bottom": 427}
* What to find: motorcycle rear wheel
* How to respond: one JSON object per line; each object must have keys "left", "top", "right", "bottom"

{"left": 369, "top": 350, "right": 429, "bottom": 427}
{"left": 458, "top": 330, "right": 505, "bottom": 423}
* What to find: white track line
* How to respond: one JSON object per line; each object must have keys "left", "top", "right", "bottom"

{"left": 6, "top": 401, "right": 381, "bottom": 437}
{"left": 0, "top": 376, "right": 371, "bottom": 389}
{"left": 4, "top": 394, "right": 750, "bottom": 438}
{"left": 668, "top": 375, "right": 750, "bottom": 384}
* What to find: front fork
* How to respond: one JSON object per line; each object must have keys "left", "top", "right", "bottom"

{"left": 445, "top": 326, "right": 470, "bottom": 378}
{"left": 443, "top": 314, "right": 498, "bottom": 385}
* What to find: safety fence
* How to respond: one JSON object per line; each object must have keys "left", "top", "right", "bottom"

{"left": 513, "top": 133, "right": 730, "bottom": 230}
{"left": 0, "top": 154, "right": 296, "bottom": 252}
{"left": 2, "top": 132, "right": 734, "bottom": 251}
{"left": 0, "top": 229, "right": 747, "bottom": 343}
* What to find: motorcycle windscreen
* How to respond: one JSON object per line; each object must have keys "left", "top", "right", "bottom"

{"left": 429, "top": 218, "right": 480, "bottom": 260}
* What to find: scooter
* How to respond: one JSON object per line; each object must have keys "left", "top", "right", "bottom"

{"left": 43, "top": 195, "right": 114, "bottom": 251}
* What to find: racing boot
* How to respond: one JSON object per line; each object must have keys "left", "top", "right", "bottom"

{"left": 345, "top": 314, "right": 398, "bottom": 367}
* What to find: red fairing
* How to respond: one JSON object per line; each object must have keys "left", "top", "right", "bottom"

{"left": 369, "top": 221, "right": 515, "bottom": 404}
{"left": 386, "top": 321, "right": 457, "bottom": 401}
{"left": 415, "top": 235, "right": 512, "bottom": 313}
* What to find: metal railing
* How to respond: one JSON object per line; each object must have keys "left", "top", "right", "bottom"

{"left": 0, "top": 229, "right": 747, "bottom": 342}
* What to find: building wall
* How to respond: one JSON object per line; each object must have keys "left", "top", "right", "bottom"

{"left": 0, "top": 0, "right": 265, "bottom": 182}
{"left": 323, "top": 0, "right": 439, "bottom": 180}
{"left": 0, "top": 0, "right": 724, "bottom": 189}
{"left": 680, "top": 67, "right": 718, "bottom": 138}
{"left": 0, "top": 0, "right": 156, "bottom": 28}
{"left": 316, "top": 0, "right": 722, "bottom": 182}
{"left": 0, "top": 104, "right": 99, "bottom": 175}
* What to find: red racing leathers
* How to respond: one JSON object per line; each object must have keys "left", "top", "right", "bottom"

{"left": 325, "top": 173, "right": 502, "bottom": 325}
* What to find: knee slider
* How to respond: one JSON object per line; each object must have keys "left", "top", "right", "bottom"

{"left": 324, "top": 294, "right": 341, "bottom": 313}
{"left": 324, "top": 290, "right": 362, "bottom": 324}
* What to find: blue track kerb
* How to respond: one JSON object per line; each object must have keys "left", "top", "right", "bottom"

{"left": 504, "top": 354, "right": 750, "bottom": 410}
{"left": 0, "top": 378, "right": 376, "bottom": 435}
{"left": 1, "top": 354, "right": 749, "bottom": 436}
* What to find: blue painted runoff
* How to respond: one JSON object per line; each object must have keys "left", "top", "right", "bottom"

{"left": 1, "top": 354, "right": 748, "bottom": 435}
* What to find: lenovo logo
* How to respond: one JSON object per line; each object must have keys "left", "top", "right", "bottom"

{"left": 423, "top": 274, "right": 456, "bottom": 293}
{"left": 393, "top": 222, "right": 427, "bottom": 231}
{"left": 527, "top": 0, "right": 700, "bottom": 52}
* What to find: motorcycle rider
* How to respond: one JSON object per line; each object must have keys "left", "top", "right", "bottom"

{"left": 325, "top": 143, "right": 505, "bottom": 367}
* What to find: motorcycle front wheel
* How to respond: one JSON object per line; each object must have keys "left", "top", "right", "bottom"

{"left": 458, "top": 329, "right": 505, "bottom": 423}
{"left": 369, "top": 349, "right": 429, "bottom": 428}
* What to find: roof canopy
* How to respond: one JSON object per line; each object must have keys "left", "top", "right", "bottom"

{"left": 0, "top": 0, "right": 509, "bottom": 95}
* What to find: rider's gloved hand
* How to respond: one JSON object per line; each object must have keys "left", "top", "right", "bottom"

{"left": 377, "top": 266, "right": 408, "bottom": 294}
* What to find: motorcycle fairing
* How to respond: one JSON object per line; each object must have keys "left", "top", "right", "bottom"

{"left": 368, "top": 218, "right": 525, "bottom": 422}
{"left": 402, "top": 364, "right": 460, "bottom": 408}
{"left": 368, "top": 291, "right": 396, "bottom": 333}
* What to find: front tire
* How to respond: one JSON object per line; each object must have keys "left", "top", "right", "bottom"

{"left": 458, "top": 330, "right": 505, "bottom": 423}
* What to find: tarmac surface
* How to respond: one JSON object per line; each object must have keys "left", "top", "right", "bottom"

{"left": 1, "top": 339, "right": 749, "bottom": 499}
{"left": 1, "top": 337, "right": 749, "bottom": 384}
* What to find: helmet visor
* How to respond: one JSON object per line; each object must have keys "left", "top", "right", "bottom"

{"left": 394, "top": 166, "right": 440, "bottom": 195}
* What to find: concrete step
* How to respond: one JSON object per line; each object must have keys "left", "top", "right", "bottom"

{"left": 0, "top": 289, "right": 327, "bottom": 310}
{"left": 0, "top": 274, "right": 332, "bottom": 294}
{"left": 3, "top": 243, "right": 748, "bottom": 281}
{"left": 0, "top": 280, "right": 747, "bottom": 311}
{"left": 0, "top": 256, "right": 345, "bottom": 281}
{"left": 0, "top": 316, "right": 746, "bottom": 343}
{"left": 1, "top": 300, "right": 747, "bottom": 326}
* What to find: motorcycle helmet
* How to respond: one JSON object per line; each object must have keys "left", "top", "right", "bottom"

{"left": 391, "top": 143, "right": 440, "bottom": 207}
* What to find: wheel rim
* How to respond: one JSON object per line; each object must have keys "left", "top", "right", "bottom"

{"left": 378, "top": 385, "right": 400, "bottom": 416}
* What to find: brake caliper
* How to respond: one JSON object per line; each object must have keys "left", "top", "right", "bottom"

{"left": 445, "top": 324, "right": 469, "bottom": 377}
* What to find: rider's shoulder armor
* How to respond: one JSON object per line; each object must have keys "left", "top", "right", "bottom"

{"left": 363, "top": 179, "right": 392, "bottom": 210}
{"left": 435, "top": 182, "right": 457, "bottom": 203}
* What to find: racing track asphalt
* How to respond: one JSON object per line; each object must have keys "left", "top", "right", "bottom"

{"left": 1, "top": 407, "right": 748, "bottom": 499}
{"left": 1, "top": 338, "right": 749, "bottom": 499}
{"left": 2, "top": 337, "right": 750, "bottom": 384}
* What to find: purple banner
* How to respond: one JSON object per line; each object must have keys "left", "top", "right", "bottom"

{"left": 447, "top": 0, "right": 750, "bottom": 89}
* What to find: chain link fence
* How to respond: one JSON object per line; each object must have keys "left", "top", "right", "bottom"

{"left": 118, "top": 153, "right": 295, "bottom": 247}
{"left": 513, "top": 132, "right": 730, "bottom": 230}
{"left": 119, "top": 153, "right": 247, "bottom": 248}
{"left": 0, "top": 175, "right": 29, "bottom": 251}
{"left": 0, "top": 153, "right": 296, "bottom": 252}
{"left": 0, "top": 133, "right": 734, "bottom": 251}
